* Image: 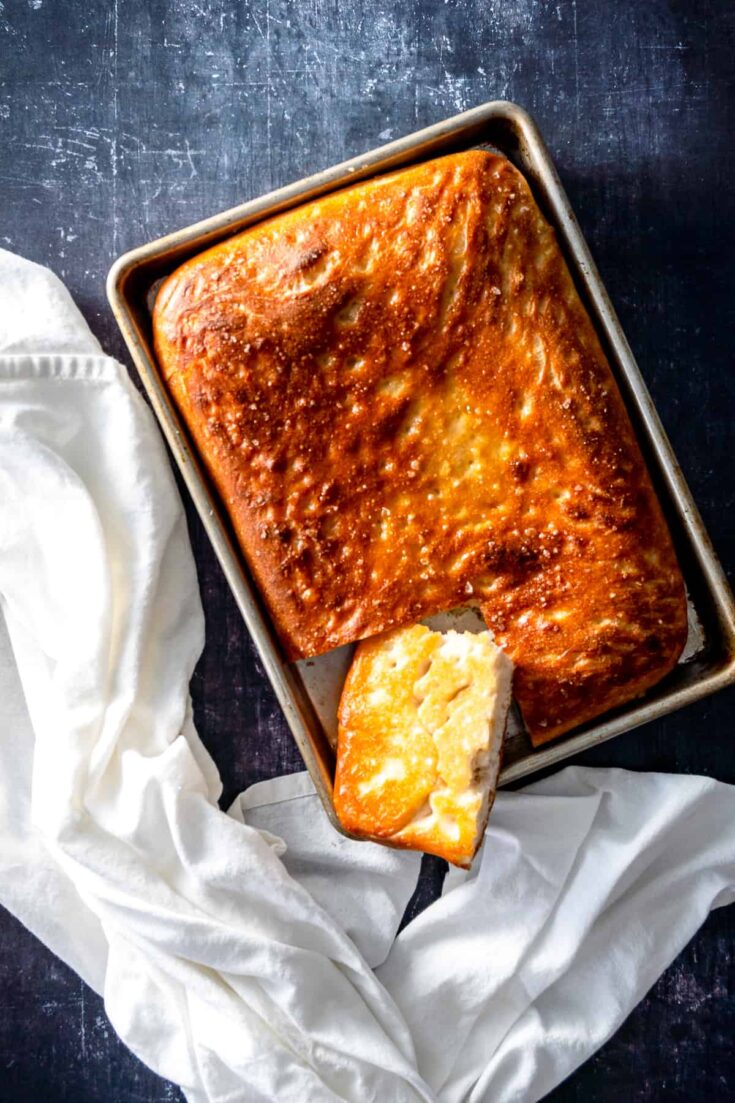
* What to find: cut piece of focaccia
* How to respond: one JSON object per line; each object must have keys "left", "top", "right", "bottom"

{"left": 334, "top": 624, "right": 513, "bottom": 868}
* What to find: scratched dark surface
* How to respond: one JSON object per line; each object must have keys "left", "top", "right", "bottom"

{"left": 1, "top": 0, "right": 734, "bottom": 1100}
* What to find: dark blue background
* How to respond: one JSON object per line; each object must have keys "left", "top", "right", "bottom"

{"left": 1, "top": 0, "right": 734, "bottom": 1099}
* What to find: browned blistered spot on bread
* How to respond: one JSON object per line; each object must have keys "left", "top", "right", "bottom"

{"left": 153, "top": 150, "right": 687, "bottom": 745}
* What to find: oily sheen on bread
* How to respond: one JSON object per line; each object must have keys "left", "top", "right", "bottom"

{"left": 334, "top": 625, "right": 513, "bottom": 867}
{"left": 153, "top": 149, "right": 687, "bottom": 743}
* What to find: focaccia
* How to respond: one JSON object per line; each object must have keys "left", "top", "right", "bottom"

{"left": 153, "top": 150, "right": 687, "bottom": 743}
{"left": 334, "top": 625, "right": 513, "bottom": 867}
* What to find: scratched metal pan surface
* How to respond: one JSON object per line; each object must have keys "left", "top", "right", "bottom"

{"left": 107, "top": 101, "right": 735, "bottom": 832}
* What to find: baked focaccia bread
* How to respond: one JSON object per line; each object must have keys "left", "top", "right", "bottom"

{"left": 153, "top": 149, "right": 687, "bottom": 744}
{"left": 334, "top": 625, "right": 513, "bottom": 868}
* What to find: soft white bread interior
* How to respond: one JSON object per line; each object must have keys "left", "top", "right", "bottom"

{"left": 334, "top": 624, "right": 513, "bottom": 868}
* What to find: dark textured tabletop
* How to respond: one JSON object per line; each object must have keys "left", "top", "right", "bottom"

{"left": 2, "top": 1, "right": 734, "bottom": 1100}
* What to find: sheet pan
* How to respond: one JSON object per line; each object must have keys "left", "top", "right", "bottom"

{"left": 108, "top": 101, "right": 735, "bottom": 832}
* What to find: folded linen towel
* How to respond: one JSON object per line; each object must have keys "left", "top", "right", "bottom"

{"left": 1, "top": 248, "right": 733, "bottom": 1103}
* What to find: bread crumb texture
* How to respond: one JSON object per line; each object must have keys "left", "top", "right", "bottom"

{"left": 334, "top": 624, "right": 513, "bottom": 867}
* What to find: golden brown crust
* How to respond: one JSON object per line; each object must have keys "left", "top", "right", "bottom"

{"left": 153, "top": 150, "right": 687, "bottom": 744}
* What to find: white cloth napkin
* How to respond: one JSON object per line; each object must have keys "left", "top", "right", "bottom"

{"left": 1, "top": 248, "right": 734, "bottom": 1103}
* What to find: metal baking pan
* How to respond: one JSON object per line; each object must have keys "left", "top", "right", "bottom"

{"left": 107, "top": 100, "right": 735, "bottom": 831}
